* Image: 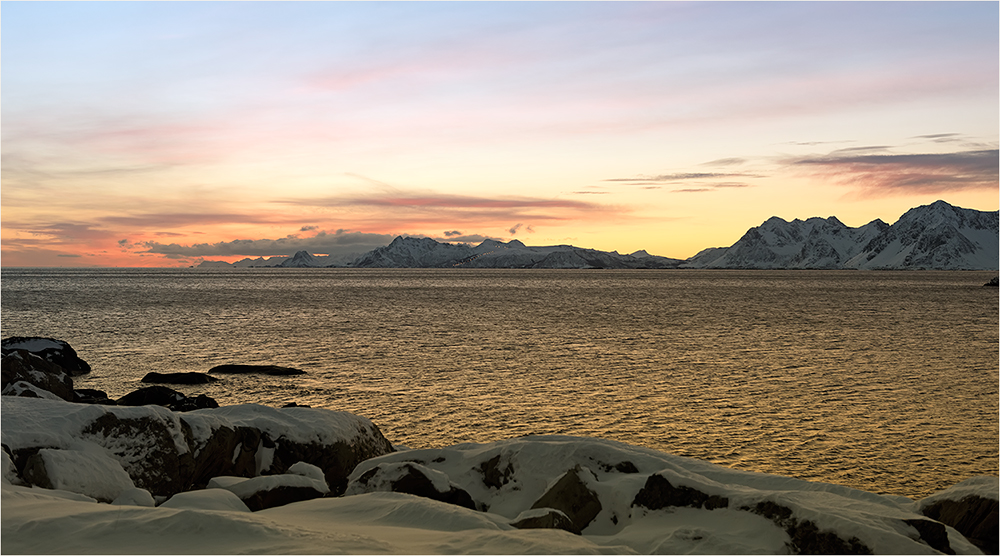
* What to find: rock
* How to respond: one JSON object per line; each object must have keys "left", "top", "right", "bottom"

{"left": 347, "top": 462, "right": 478, "bottom": 510}
{"left": 510, "top": 508, "right": 581, "bottom": 535}
{"left": 479, "top": 453, "right": 515, "bottom": 490}
{"left": 1, "top": 337, "right": 91, "bottom": 376}
{"left": 984, "top": 276, "right": 999, "bottom": 287}
{"left": 3, "top": 397, "right": 395, "bottom": 500}
{"left": 282, "top": 402, "right": 310, "bottom": 408}
{"left": 902, "top": 518, "right": 954, "bottom": 555}
{"left": 117, "top": 385, "right": 187, "bottom": 407}
{"left": 223, "top": 474, "right": 329, "bottom": 511}
{"left": 141, "top": 372, "right": 218, "bottom": 385}
{"left": 21, "top": 448, "right": 135, "bottom": 503}
{"left": 208, "top": 364, "right": 305, "bottom": 376}
{"left": 921, "top": 495, "right": 998, "bottom": 555}
{"left": 529, "top": 465, "right": 603, "bottom": 532}
{"left": 73, "top": 388, "right": 116, "bottom": 405}
{"left": 78, "top": 410, "right": 191, "bottom": 497}
{"left": 742, "top": 500, "right": 872, "bottom": 555}
{"left": 631, "top": 473, "right": 729, "bottom": 511}
{"left": 1, "top": 349, "right": 75, "bottom": 401}
{"left": 116, "top": 386, "right": 218, "bottom": 412}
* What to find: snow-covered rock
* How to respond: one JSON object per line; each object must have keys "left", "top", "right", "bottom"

{"left": 686, "top": 201, "right": 997, "bottom": 270}
{"left": 2, "top": 434, "right": 993, "bottom": 554}
{"left": 1, "top": 397, "right": 394, "bottom": 498}
{"left": 919, "top": 477, "right": 998, "bottom": 554}
{"left": 1, "top": 336, "right": 92, "bottom": 376}
{"left": 1, "top": 349, "right": 76, "bottom": 401}
{"left": 21, "top": 449, "right": 135, "bottom": 503}
{"left": 222, "top": 473, "right": 330, "bottom": 511}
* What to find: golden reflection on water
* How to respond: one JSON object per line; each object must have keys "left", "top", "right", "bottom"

{"left": 2, "top": 268, "right": 997, "bottom": 499}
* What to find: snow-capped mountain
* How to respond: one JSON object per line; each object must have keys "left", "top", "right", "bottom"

{"left": 685, "top": 201, "right": 997, "bottom": 270}
{"left": 845, "top": 200, "right": 999, "bottom": 270}
{"left": 351, "top": 236, "right": 682, "bottom": 269}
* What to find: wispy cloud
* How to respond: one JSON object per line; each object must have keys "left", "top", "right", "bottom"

{"left": 790, "top": 149, "right": 999, "bottom": 196}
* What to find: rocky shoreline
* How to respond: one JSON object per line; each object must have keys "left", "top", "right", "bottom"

{"left": 3, "top": 336, "right": 997, "bottom": 554}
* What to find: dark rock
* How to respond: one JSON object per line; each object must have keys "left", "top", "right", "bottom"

{"left": 73, "top": 388, "right": 117, "bottom": 405}
{"left": 79, "top": 412, "right": 191, "bottom": 497}
{"left": 237, "top": 483, "right": 327, "bottom": 511}
{"left": 631, "top": 473, "right": 729, "bottom": 511}
{"left": 142, "top": 372, "right": 218, "bottom": 385}
{"left": 984, "top": 276, "right": 999, "bottom": 287}
{"left": 117, "top": 385, "right": 186, "bottom": 407}
{"left": 530, "top": 465, "right": 603, "bottom": 532}
{"left": 354, "top": 463, "right": 477, "bottom": 510}
{"left": 117, "top": 386, "right": 218, "bottom": 412}
{"left": 903, "top": 518, "right": 954, "bottom": 555}
{"left": 1, "top": 349, "right": 75, "bottom": 401}
{"left": 479, "top": 454, "right": 515, "bottom": 490}
{"left": 596, "top": 459, "right": 639, "bottom": 474}
{"left": 208, "top": 364, "right": 305, "bottom": 376}
{"left": 921, "top": 495, "right": 998, "bottom": 555}
{"left": 511, "top": 508, "right": 581, "bottom": 535}
{"left": 282, "top": 402, "right": 310, "bottom": 408}
{"left": 742, "top": 500, "right": 873, "bottom": 555}
{"left": 1, "top": 337, "right": 91, "bottom": 376}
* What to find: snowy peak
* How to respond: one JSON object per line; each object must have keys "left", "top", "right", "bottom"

{"left": 278, "top": 250, "right": 318, "bottom": 268}
{"left": 349, "top": 236, "right": 682, "bottom": 269}
{"left": 685, "top": 201, "right": 997, "bottom": 270}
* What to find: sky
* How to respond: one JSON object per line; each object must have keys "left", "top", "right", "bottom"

{"left": 2, "top": 1, "right": 997, "bottom": 267}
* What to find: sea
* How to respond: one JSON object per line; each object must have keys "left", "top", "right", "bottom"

{"left": 1, "top": 268, "right": 997, "bottom": 500}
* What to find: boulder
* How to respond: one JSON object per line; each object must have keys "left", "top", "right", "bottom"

{"left": 1, "top": 337, "right": 91, "bottom": 376}
{"left": 142, "top": 372, "right": 219, "bottom": 385}
{"left": 208, "top": 364, "right": 305, "bottom": 376}
{"left": 1, "top": 349, "right": 75, "bottom": 401}
{"left": 347, "top": 462, "right": 478, "bottom": 510}
{"left": 632, "top": 473, "right": 729, "bottom": 511}
{"left": 117, "top": 386, "right": 218, "bottom": 412}
{"left": 3, "top": 398, "right": 395, "bottom": 500}
{"left": 529, "top": 465, "right": 603, "bottom": 532}
{"left": 21, "top": 448, "right": 135, "bottom": 503}
{"left": 112, "top": 487, "right": 156, "bottom": 507}
{"left": 510, "top": 508, "right": 581, "bottom": 535}
{"left": 73, "top": 388, "right": 116, "bottom": 405}
{"left": 222, "top": 473, "right": 329, "bottom": 511}
{"left": 984, "top": 276, "right": 998, "bottom": 287}
{"left": 922, "top": 495, "right": 998, "bottom": 554}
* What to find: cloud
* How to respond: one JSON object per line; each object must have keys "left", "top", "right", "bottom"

{"left": 508, "top": 223, "right": 523, "bottom": 235}
{"left": 137, "top": 229, "right": 397, "bottom": 258}
{"left": 443, "top": 230, "right": 462, "bottom": 237}
{"left": 275, "top": 191, "right": 613, "bottom": 228}
{"left": 790, "top": 148, "right": 999, "bottom": 196}
{"left": 300, "top": 225, "right": 318, "bottom": 232}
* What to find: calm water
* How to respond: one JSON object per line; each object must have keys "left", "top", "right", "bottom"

{"left": 2, "top": 268, "right": 997, "bottom": 499}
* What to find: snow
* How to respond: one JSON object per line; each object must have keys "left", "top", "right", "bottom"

{"left": 918, "top": 476, "right": 1000, "bottom": 508}
{"left": 112, "top": 487, "right": 156, "bottom": 507}
{"left": 160, "top": 488, "right": 251, "bottom": 512}
{"left": 287, "top": 461, "right": 326, "bottom": 483}
{"left": 33, "top": 449, "right": 135, "bottom": 503}
{"left": 184, "top": 403, "right": 376, "bottom": 447}
{"left": 1, "top": 338, "right": 65, "bottom": 352}
{"left": 1, "top": 381, "right": 64, "bottom": 401}
{"left": 207, "top": 476, "right": 250, "bottom": 489}
{"left": 224, "top": 473, "right": 330, "bottom": 499}
{"left": 1, "top": 397, "right": 191, "bottom": 456}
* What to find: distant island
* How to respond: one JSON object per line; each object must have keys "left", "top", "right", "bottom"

{"left": 199, "top": 200, "right": 999, "bottom": 271}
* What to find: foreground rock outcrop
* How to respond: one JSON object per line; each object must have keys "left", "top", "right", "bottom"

{"left": 2, "top": 397, "right": 395, "bottom": 498}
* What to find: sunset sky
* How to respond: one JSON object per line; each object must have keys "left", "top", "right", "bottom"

{"left": 2, "top": 1, "right": 997, "bottom": 267}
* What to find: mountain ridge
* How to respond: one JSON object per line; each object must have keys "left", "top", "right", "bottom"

{"left": 198, "top": 200, "right": 998, "bottom": 270}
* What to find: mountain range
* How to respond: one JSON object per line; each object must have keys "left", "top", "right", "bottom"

{"left": 198, "top": 200, "right": 999, "bottom": 270}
